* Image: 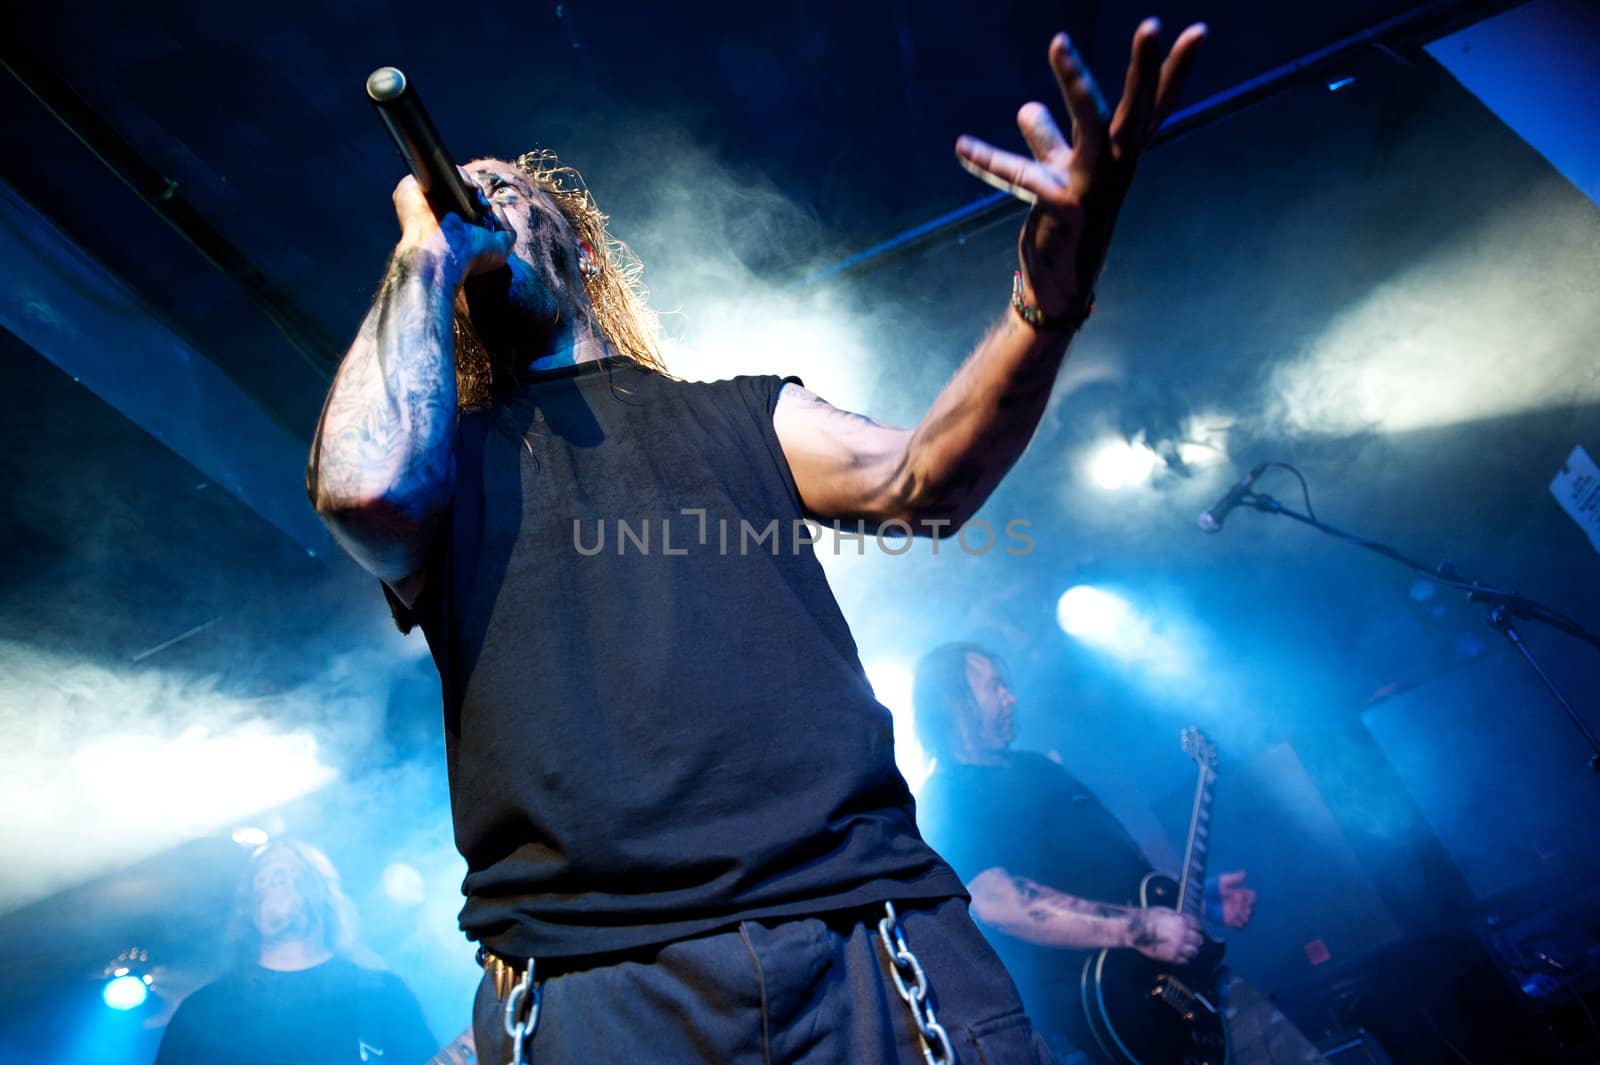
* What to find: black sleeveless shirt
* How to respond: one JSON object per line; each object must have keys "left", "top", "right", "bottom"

{"left": 390, "top": 357, "right": 962, "bottom": 959}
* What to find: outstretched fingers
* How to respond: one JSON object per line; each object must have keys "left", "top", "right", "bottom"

{"left": 955, "top": 136, "right": 1047, "bottom": 204}
{"left": 1017, "top": 101, "right": 1069, "bottom": 165}
{"left": 1048, "top": 33, "right": 1108, "bottom": 168}
{"left": 1111, "top": 18, "right": 1165, "bottom": 154}
{"left": 1154, "top": 23, "right": 1209, "bottom": 123}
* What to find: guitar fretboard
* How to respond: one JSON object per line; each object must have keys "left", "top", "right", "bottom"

{"left": 1177, "top": 765, "right": 1216, "bottom": 921}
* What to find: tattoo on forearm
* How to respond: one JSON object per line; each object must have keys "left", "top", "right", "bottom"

{"left": 309, "top": 247, "right": 460, "bottom": 537}
{"left": 1126, "top": 911, "right": 1162, "bottom": 949}
{"left": 1012, "top": 877, "right": 1127, "bottom": 926}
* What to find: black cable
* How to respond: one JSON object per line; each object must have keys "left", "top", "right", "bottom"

{"left": 1260, "top": 461, "right": 1317, "bottom": 523}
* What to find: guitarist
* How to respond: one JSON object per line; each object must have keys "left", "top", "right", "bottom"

{"left": 912, "top": 644, "right": 1255, "bottom": 1064}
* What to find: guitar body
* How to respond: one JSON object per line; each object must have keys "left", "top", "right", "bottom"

{"left": 1079, "top": 875, "right": 1232, "bottom": 1065}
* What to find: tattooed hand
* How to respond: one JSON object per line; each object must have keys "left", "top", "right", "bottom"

{"left": 1125, "top": 907, "right": 1203, "bottom": 964}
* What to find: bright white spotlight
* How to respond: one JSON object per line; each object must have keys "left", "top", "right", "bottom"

{"left": 102, "top": 949, "right": 154, "bottom": 1011}
{"left": 231, "top": 826, "right": 269, "bottom": 848}
{"left": 1085, "top": 436, "right": 1158, "bottom": 490}
{"left": 1056, "top": 585, "right": 1134, "bottom": 641}
{"left": 103, "top": 973, "right": 149, "bottom": 1010}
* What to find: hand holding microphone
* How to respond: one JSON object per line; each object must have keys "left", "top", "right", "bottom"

{"left": 366, "top": 67, "right": 512, "bottom": 285}
{"left": 389, "top": 174, "right": 512, "bottom": 280}
{"left": 367, "top": 67, "right": 488, "bottom": 226}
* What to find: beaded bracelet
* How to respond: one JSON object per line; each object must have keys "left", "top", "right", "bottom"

{"left": 1012, "top": 270, "right": 1093, "bottom": 331}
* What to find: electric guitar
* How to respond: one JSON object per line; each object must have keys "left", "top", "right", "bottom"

{"left": 1080, "top": 728, "right": 1230, "bottom": 1065}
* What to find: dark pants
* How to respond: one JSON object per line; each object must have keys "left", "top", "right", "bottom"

{"left": 473, "top": 897, "right": 1053, "bottom": 1065}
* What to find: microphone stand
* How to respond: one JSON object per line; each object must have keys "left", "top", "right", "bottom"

{"left": 1242, "top": 491, "right": 1600, "bottom": 771}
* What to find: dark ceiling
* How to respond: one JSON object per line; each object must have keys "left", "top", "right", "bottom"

{"left": 2, "top": 1, "right": 1598, "bottom": 1060}
{"left": 0, "top": 0, "right": 1514, "bottom": 425}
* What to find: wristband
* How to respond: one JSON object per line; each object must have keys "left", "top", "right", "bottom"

{"left": 1012, "top": 270, "right": 1093, "bottom": 331}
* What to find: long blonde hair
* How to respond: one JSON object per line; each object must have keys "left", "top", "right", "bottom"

{"left": 454, "top": 150, "right": 665, "bottom": 407}
{"left": 223, "top": 840, "right": 357, "bottom": 967}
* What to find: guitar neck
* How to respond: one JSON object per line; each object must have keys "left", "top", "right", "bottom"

{"left": 1175, "top": 762, "right": 1216, "bottom": 921}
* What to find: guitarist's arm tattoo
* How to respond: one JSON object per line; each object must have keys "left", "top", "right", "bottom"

{"left": 968, "top": 868, "right": 1144, "bottom": 950}
{"left": 1125, "top": 909, "right": 1164, "bottom": 950}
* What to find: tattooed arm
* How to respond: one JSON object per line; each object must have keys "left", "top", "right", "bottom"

{"left": 967, "top": 866, "right": 1203, "bottom": 964}
{"left": 307, "top": 176, "right": 511, "bottom": 601}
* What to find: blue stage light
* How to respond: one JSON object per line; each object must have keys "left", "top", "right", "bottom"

{"left": 1055, "top": 584, "right": 1197, "bottom": 684}
{"left": 102, "top": 948, "right": 154, "bottom": 1011}
{"left": 102, "top": 973, "right": 149, "bottom": 1011}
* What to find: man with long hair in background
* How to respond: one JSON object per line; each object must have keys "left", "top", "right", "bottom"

{"left": 154, "top": 840, "right": 435, "bottom": 1065}
{"left": 308, "top": 19, "right": 1206, "bottom": 1064}
{"left": 911, "top": 644, "right": 1262, "bottom": 1063}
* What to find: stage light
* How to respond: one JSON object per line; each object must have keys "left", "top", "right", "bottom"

{"left": 1327, "top": 76, "right": 1356, "bottom": 91}
{"left": 381, "top": 862, "right": 426, "bottom": 907}
{"left": 102, "top": 949, "right": 153, "bottom": 1011}
{"left": 103, "top": 975, "right": 148, "bottom": 1010}
{"left": 231, "top": 825, "right": 269, "bottom": 848}
{"left": 1264, "top": 186, "right": 1600, "bottom": 438}
{"left": 1085, "top": 436, "right": 1159, "bottom": 490}
{"left": 1056, "top": 585, "right": 1134, "bottom": 641}
{"left": 1056, "top": 584, "right": 1204, "bottom": 690}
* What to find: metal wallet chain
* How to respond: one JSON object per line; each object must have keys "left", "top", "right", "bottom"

{"left": 502, "top": 961, "right": 541, "bottom": 1065}
{"left": 877, "top": 901, "right": 956, "bottom": 1065}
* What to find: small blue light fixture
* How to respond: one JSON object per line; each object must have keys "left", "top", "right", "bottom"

{"left": 102, "top": 948, "right": 154, "bottom": 1011}
{"left": 1327, "top": 76, "right": 1357, "bottom": 92}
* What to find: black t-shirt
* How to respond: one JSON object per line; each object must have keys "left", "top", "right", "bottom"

{"left": 916, "top": 751, "right": 1153, "bottom": 1039}
{"left": 391, "top": 357, "right": 963, "bottom": 959}
{"left": 153, "top": 957, "right": 436, "bottom": 1065}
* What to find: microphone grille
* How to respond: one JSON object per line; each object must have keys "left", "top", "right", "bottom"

{"left": 366, "top": 67, "right": 408, "bottom": 103}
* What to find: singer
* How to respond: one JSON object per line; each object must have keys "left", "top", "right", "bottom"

{"left": 307, "top": 19, "right": 1205, "bottom": 1064}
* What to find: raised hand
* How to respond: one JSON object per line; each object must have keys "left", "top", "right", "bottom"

{"left": 1209, "top": 869, "right": 1257, "bottom": 929}
{"left": 956, "top": 19, "right": 1207, "bottom": 324}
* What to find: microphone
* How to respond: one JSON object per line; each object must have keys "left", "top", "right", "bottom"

{"left": 365, "top": 67, "right": 489, "bottom": 227}
{"left": 1197, "top": 463, "right": 1267, "bottom": 534}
